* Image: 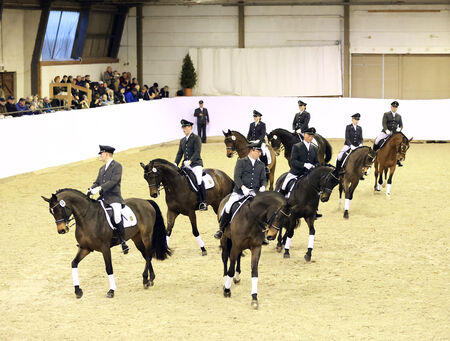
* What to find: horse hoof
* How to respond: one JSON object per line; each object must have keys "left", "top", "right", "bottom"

{"left": 343, "top": 210, "right": 349, "bottom": 219}
{"left": 304, "top": 253, "right": 311, "bottom": 262}
{"left": 106, "top": 289, "right": 114, "bottom": 298}
{"left": 251, "top": 299, "right": 259, "bottom": 310}
{"left": 202, "top": 250, "right": 207, "bottom": 256}
{"left": 75, "top": 288, "right": 83, "bottom": 299}
{"left": 386, "top": 193, "right": 391, "bottom": 199}
{"left": 276, "top": 244, "right": 282, "bottom": 253}
{"left": 283, "top": 252, "right": 290, "bottom": 259}
{"left": 223, "top": 288, "right": 231, "bottom": 298}
{"left": 233, "top": 274, "right": 241, "bottom": 284}
{"left": 143, "top": 280, "right": 154, "bottom": 289}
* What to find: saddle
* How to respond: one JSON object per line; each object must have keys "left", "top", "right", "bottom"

{"left": 342, "top": 146, "right": 364, "bottom": 169}
{"left": 377, "top": 135, "right": 395, "bottom": 150}
{"left": 99, "top": 200, "right": 137, "bottom": 230}
{"left": 220, "top": 195, "right": 254, "bottom": 225}
{"left": 179, "top": 167, "right": 215, "bottom": 192}
{"left": 282, "top": 174, "right": 306, "bottom": 199}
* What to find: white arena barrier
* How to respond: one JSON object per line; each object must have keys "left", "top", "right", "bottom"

{"left": 0, "top": 97, "right": 449, "bottom": 179}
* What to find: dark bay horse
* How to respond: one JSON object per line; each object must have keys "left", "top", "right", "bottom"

{"left": 338, "top": 146, "right": 376, "bottom": 218}
{"left": 223, "top": 129, "right": 277, "bottom": 190}
{"left": 267, "top": 128, "right": 332, "bottom": 165}
{"left": 274, "top": 166, "right": 341, "bottom": 260}
{"left": 374, "top": 132, "right": 412, "bottom": 196}
{"left": 141, "top": 158, "right": 233, "bottom": 256}
{"left": 218, "top": 191, "right": 291, "bottom": 309}
{"left": 42, "top": 188, "right": 171, "bottom": 298}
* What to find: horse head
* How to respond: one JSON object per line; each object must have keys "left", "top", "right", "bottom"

{"left": 223, "top": 129, "right": 237, "bottom": 158}
{"left": 317, "top": 166, "right": 341, "bottom": 202}
{"left": 42, "top": 191, "right": 76, "bottom": 234}
{"left": 255, "top": 193, "right": 291, "bottom": 241}
{"left": 141, "top": 161, "right": 163, "bottom": 198}
{"left": 267, "top": 130, "right": 282, "bottom": 156}
{"left": 363, "top": 147, "right": 377, "bottom": 176}
{"left": 397, "top": 134, "right": 412, "bottom": 162}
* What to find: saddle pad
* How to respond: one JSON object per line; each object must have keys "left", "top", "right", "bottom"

{"left": 182, "top": 168, "right": 215, "bottom": 192}
{"left": 219, "top": 195, "right": 253, "bottom": 224}
{"left": 342, "top": 146, "right": 364, "bottom": 168}
{"left": 99, "top": 201, "right": 138, "bottom": 230}
{"left": 203, "top": 173, "right": 214, "bottom": 190}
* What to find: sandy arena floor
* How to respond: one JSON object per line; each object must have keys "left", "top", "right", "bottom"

{"left": 0, "top": 138, "right": 449, "bottom": 340}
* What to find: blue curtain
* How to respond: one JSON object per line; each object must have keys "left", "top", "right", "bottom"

{"left": 42, "top": 11, "right": 80, "bottom": 60}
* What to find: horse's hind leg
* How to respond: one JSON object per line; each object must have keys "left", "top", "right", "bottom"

{"left": 338, "top": 180, "right": 343, "bottom": 207}
{"left": 71, "top": 247, "right": 91, "bottom": 299}
{"left": 188, "top": 212, "right": 207, "bottom": 256}
{"left": 250, "top": 245, "right": 262, "bottom": 309}
{"left": 234, "top": 252, "right": 242, "bottom": 284}
{"left": 134, "top": 238, "right": 154, "bottom": 288}
{"left": 374, "top": 161, "right": 381, "bottom": 192}
{"left": 223, "top": 247, "right": 239, "bottom": 298}
{"left": 383, "top": 169, "right": 388, "bottom": 188}
{"left": 386, "top": 166, "right": 396, "bottom": 197}
{"left": 283, "top": 228, "right": 295, "bottom": 259}
{"left": 304, "top": 217, "right": 316, "bottom": 262}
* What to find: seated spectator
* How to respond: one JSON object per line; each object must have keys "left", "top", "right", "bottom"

{"left": 32, "top": 95, "right": 41, "bottom": 109}
{"left": 42, "top": 97, "right": 53, "bottom": 113}
{"left": 29, "top": 104, "right": 41, "bottom": 115}
{"left": 25, "top": 96, "right": 33, "bottom": 107}
{"left": 149, "top": 83, "right": 160, "bottom": 99}
{"left": 76, "top": 75, "right": 83, "bottom": 86}
{"left": 103, "top": 66, "right": 114, "bottom": 87}
{"left": 71, "top": 79, "right": 81, "bottom": 108}
{"left": 68, "top": 75, "right": 74, "bottom": 84}
{"left": 125, "top": 88, "right": 138, "bottom": 103}
{"left": 140, "top": 85, "right": 151, "bottom": 101}
{"left": 97, "top": 81, "right": 107, "bottom": 96}
{"left": 0, "top": 97, "right": 7, "bottom": 114}
{"left": 6, "top": 96, "right": 17, "bottom": 113}
{"left": 0, "top": 86, "right": 5, "bottom": 99}
{"left": 130, "top": 77, "right": 139, "bottom": 90}
{"left": 61, "top": 75, "right": 68, "bottom": 83}
{"left": 101, "top": 94, "right": 113, "bottom": 106}
{"left": 113, "top": 77, "right": 120, "bottom": 92}
{"left": 176, "top": 89, "right": 184, "bottom": 97}
{"left": 16, "top": 98, "right": 31, "bottom": 115}
{"left": 101, "top": 82, "right": 114, "bottom": 99}
{"left": 120, "top": 72, "right": 129, "bottom": 90}
{"left": 114, "top": 88, "right": 126, "bottom": 104}
{"left": 90, "top": 93, "right": 102, "bottom": 108}
{"left": 160, "top": 85, "right": 169, "bottom": 98}
{"left": 84, "top": 75, "right": 91, "bottom": 87}
{"left": 79, "top": 95, "right": 90, "bottom": 109}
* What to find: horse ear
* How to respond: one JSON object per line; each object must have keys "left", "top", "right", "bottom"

{"left": 41, "top": 196, "right": 50, "bottom": 202}
{"left": 227, "top": 129, "right": 231, "bottom": 134}
{"left": 140, "top": 162, "right": 146, "bottom": 169}
{"left": 409, "top": 137, "right": 413, "bottom": 142}
{"left": 222, "top": 130, "right": 227, "bottom": 136}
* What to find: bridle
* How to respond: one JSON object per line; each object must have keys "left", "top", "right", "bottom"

{"left": 225, "top": 136, "right": 237, "bottom": 156}
{"left": 50, "top": 199, "right": 75, "bottom": 230}
{"left": 397, "top": 140, "right": 409, "bottom": 160}
{"left": 308, "top": 169, "right": 339, "bottom": 197}
{"left": 144, "top": 167, "right": 163, "bottom": 195}
{"left": 262, "top": 206, "right": 291, "bottom": 233}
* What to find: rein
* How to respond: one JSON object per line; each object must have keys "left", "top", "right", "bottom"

{"left": 50, "top": 200, "right": 76, "bottom": 230}
{"left": 262, "top": 206, "right": 290, "bottom": 233}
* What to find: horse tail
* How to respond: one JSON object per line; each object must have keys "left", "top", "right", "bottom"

{"left": 147, "top": 200, "right": 172, "bottom": 260}
{"left": 323, "top": 138, "right": 332, "bottom": 163}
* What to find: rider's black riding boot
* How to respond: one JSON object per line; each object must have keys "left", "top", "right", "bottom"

{"left": 373, "top": 142, "right": 379, "bottom": 152}
{"left": 198, "top": 182, "right": 208, "bottom": 211}
{"left": 116, "top": 220, "right": 129, "bottom": 254}
{"left": 335, "top": 158, "right": 343, "bottom": 172}
{"left": 397, "top": 160, "right": 403, "bottom": 167}
{"left": 214, "top": 211, "right": 231, "bottom": 239}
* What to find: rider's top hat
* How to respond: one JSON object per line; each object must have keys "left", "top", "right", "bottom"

{"left": 99, "top": 145, "right": 115, "bottom": 154}
{"left": 253, "top": 110, "right": 262, "bottom": 117}
{"left": 298, "top": 100, "right": 307, "bottom": 106}
{"left": 391, "top": 101, "right": 399, "bottom": 107}
{"left": 181, "top": 119, "right": 193, "bottom": 127}
{"left": 248, "top": 141, "right": 262, "bottom": 150}
{"left": 304, "top": 127, "right": 316, "bottom": 135}
{"left": 351, "top": 113, "right": 361, "bottom": 119}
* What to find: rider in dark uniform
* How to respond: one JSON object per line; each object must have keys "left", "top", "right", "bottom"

{"left": 292, "top": 100, "right": 310, "bottom": 140}
{"left": 88, "top": 145, "right": 129, "bottom": 254}
{"left": 247, "top": 110, "right": 270, "bottom": 177}
{"left": 214, "top": 141, "right": 267, "bottom": 239}
{"left": 374, "top": 101, "right": 404, "bottom": 166}
{"left": 193, "top": 100, "right": 209, "bottom": 143}
{"left": 174, "top": 119, "right": 208, "bottom": 211}
{"left": 335, "top": 113, "right": 363, "bottom": 171}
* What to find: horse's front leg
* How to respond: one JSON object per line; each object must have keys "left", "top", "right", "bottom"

{"left": 71, "top": 247, "right": 91, "bottom": 298}
{"left": 166, "top": 210, "right": 179, "bottom": 246}
{"left": 276, "top": 227, "right": 284, "bottom": 252}
{"left": 188, "top": 212, "right": 207, "bottom": 256}
{"left": 386, "top": 166, "right": 396, "bottom": 197}
{"left": 343, "top": 180, "right": 355, "bottom": 219}
{"left": 268, "top": 161, "right": 275, "bottom": 191}
{"left": 374, "top": 161, "right": 382, "bottom": 192}
{"left": 234, "top": 252, "right": 242, "bottom": 284}
{"left": 221, "top": 237, "right": 230, "bottom": 277}
{"left": 283, "top": 227, "right": 295, "bottom": 259}
{"left": 250, "top": 245, "right": 262, "bottom": 309}
{"left": 304, "top": 216, "right": 316, "bottom": 262}
{"left": 223, "top": 246, "right": 239, "bottom": 297}
{"left": 101, "top": 247, "right": 115, "bottom": 298}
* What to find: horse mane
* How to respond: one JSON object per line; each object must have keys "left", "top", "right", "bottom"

{"left": 55, "top": 188, "right": 96, "bottom": 202}
{"left": 231, "top": 130, "right": 248, "bottom": 142}
{"left": 270, "top": 128, "right": 292, "bottom": 135}
{"left": 149, "top": 158, "right": 177, "bottom": 168}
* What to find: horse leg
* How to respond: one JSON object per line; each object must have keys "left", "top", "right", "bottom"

{"left": 71, "top": 247, "right": 91, "bottom": 299}
{"left": 383, "top": 168, "right": 388, "bottom": 188}
{"left": 234, "top": 252, "right": 242, "bottom": 284}
{"left": 386, "top": 166, "right": 396, "bottom": 197}
{"left": 344, "top": 182, "right": 357, "bottom": 219}
{"left": 166, "top": 210, "right": 179, "bottom": 246}
{"left": 188, "top": 212, "right": 207, "bottom": 256}
{"left": 221, "top": 237, "right": 231, "bottom": 277}
{"left": 250, "top": 245, "right": 262, "bottom": 309}
{"left": 304, "top": 217, "right": 315, "bottom": 262}
{"left": 101, "top": 247, "right": 115, "bottom": 298}
{"left": 133, "top": 238, "right": 154, "bottom": 288}
{"left": 223, "top": 247, "right": 239, "bottom": 297}
{"left": 276, "top": 227, "right": 284, "bottom": 252}
{"left": 374, "top": 161, "right": 381, "bottom": 192}
{"left": 284, "top": 228, "right": 295, "bottom": 259}
{"left": 338, "top": 180, "right": 343, "bottom": 207}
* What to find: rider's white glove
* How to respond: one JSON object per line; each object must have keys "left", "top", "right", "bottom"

{"left": 350, "top": 145, "right": 356, "bottom": 150}
{"left": 183, "top": 160, "right": 191, "bottom": 167}
{"left": 173, "top": 162, "right": 178, "bottom": 167}
{"left": 386, "top": 129, "right": 391, "bottom": 135}
{"left": 396, "top": 127, "right": 401, "bottom": 132}
{"left": 304, "top": 163, "right": 314, "bottom": 169}
{"left": 90, "top": 186, "right": 100, "bottom": 195}
{"left": 241, "top": 185, "right": 250, "bottom": 196}
{"left": 86, "top": 188, "right": 92, "bottom": 195}
{"left": 259, "top": 186, "right": 266, "bottom": 192}
{"left": 296, "top": 129, "right": 302, "bottom": 134}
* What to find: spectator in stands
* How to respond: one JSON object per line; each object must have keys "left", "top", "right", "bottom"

{"left": 102, "top": 82, "right": 114, "bottom": 99}
{"left": 68, "top": 75, "right": 74, "bottom": 84}
{"left": 52, "top": 76, "right": 65, "bottom": 108}
{"left": 84, "top": 75, "right": 91, "bottom": 87}
{"left": 71, "top": 79, "right": 81, "bottom": 109}
{"left": 90, "top": 93, "right": 102, "bottom": 108}
{"left": 42, "top": 97, "right": 53, "bottom": 113}
{"left": 25, "top": 96, "right": 33, "bottom": 107}
{"left": 113, "top": 77, "right": 120, "bottom": 92}
{"left": 0, "top": 86, "right": 5, "bottom": 99}
{"left": 101, "top": 94, "right": 113, "bottom": 106}
{"left": 103, "top": 66, "right": 114, "bottom": 87}
{"left": 130, "top": 77, "right": 139, "bottom": 90}
{"left": 120, "top": 72, "right": 129, "bottom": 90}
{"left": 160, "top": 85, "right": 169, "bottom": 98}
{"left": 79, "top": 95, "right": 90, "bottom": 109}
{"left": 176, "top": 89, "right": 184, "bottom": 97}
{"left": 61, "top": 75, "right": 68, "bottom": 83}
{"left": 16, "top": 98, "right": 31, "bottom": 115}
{"left": 140, "top": 85, "right": 151, "bottom": 101}
{"left": 125, "top": 87, "right": 138, "bottom": 103}
{"left": 32, "top": 95, "right": 41, "bottom": 109}
{"left": 6, "top": 96, "right": 17, "bottom": 113}
{"left": 114, "top": 87, "right": 126, "bottom": 104}
{"left": 76, "top": 75, "right": 83, "bottom": 86}
{"left": 29, "top": 103, "right": 41, "bottom": 115}
{"left": 97, "top": 81, "right": 107, "bottom": 96}
{"left": 0, "top": 97, "right": 7, "bottom": 114}
{"left": 149, "top": 83, "right": 160, "bottom": 99}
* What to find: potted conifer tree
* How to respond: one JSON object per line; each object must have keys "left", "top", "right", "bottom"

{"left": 180, "top": 54, "right": 197, "bottom": 96}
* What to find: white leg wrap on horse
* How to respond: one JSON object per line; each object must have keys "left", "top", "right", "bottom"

{"left": 344, "top": 199, "right": 351, "bottom": 210}
{"left": 166, "top": 235, "right": 170, "bottom": 245}
{"left": 377, "top": 184, "right": 382, "bottom": 191}
{"left": 195, "top": 235, "right": 205, "bottom": 248}
{"left": 308, "top": 235, "right": 315, "bottom": 249}
{"left": 224, "top": 275, "right": 233, "bottom": 289}
{"left": 285, "top": 237, "right": 292, "bottom": 250}
{"left": 108, "top": 274, "right": 116, "bottom": 291}
{"left": 72, "top": 268, "right": 80, "bottom": 286}
{"left": 251, "top": 277, "right": 258, "bottom": 295}
{"left": 386, "top": 184, "right": 391, "bottom": 194}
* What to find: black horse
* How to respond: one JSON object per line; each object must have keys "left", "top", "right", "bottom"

{"left": 218, "top": 191, "right": 291, "bottom": 309}
{"left": 275, "top": 166, "right": 341, "bottom": 260}
{"left": 338, "top": 146, "right": 376, "bottom": 218}
{"left": 141, "top": 158, "right": 234, "bottom": 256}
{"left": 267, "top": 128, "right": 332, "bottom": 165}
{"left": 42, "top": 188, "right": 171, "bottom": 298}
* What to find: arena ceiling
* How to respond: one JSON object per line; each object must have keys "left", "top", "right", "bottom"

{"left": 2, "top": 0, "right": 450, "bottom": 10}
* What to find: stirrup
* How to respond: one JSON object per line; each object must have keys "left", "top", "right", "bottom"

{"left": 214, "top": 230, "right": 223, "bottom": 239}
{"left": 199, "top": 202, "right": 208, "bottom": 211}
{"left": 121, "top": 242, "right": 129, "bottom": 254}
